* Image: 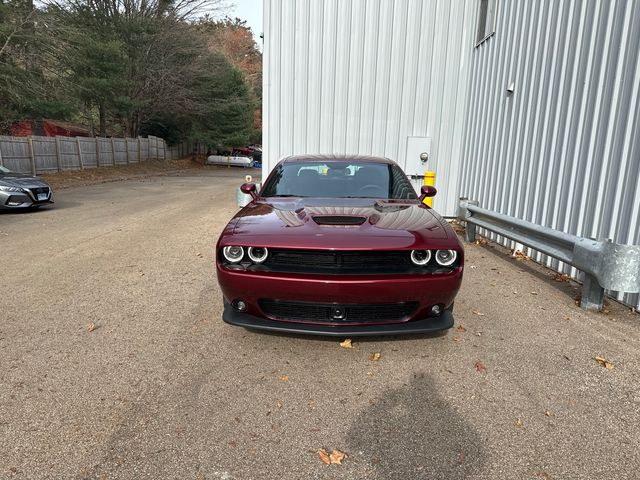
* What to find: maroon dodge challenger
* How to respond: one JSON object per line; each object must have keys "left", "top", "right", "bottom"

{"left": 216, "top": 155, "right": 464, "bottom": 336}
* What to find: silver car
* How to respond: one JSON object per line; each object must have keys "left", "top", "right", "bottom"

{"left": 0, "top": 165, "right": 54, "bottom": 210}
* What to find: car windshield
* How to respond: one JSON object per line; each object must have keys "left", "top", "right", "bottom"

{"left": 261, "top": 161, "right": 417, "bottom": 199}
{"left": 0, "top": 166, "right": 11, "bottom": 174}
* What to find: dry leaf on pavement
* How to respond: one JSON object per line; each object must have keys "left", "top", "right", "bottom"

{"left": 318, "top": 449, "right": 347, "bottom": 465}
{"left": 514, "top": 418, "right": 523, "bottom": 428}
{"left": 595, "top": 355, "right": 615, "bottom": 369}
{"left": 474, "top": 360, "right": 487, "bottom": 373}
{"left": 278, "top": 374, "right": 289, "bottom": 382}
{"left": 339, "top": 339, "right": 353, "bottom": 349}
{"left": 472, "top": 310, "right": 485, "bottom": 316}
{"left": 455, "top": 325, "right": 467, "bottom": 333}
{"left": 329, "top": 450, "right": 347, "bottom": 464}
{"left": 513, "top": 250, "right": 530, "bottom": 260}
{"left": 370, "top": 352, "right": 381, "bottom": 361}
{"left": 87, "top": 322, "right": 96, "bottom": 332}
{"left": 318, "top": 449, "right": 331, "bottom": 465}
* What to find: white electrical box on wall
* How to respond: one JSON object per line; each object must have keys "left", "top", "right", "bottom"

{"left": 405, "top": 136, "right": 433, "bottom": 196}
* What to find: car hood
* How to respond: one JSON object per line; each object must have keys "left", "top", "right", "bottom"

{"left": 0, "top": 173, "right": 49, "bottom": 188}
{"left": 229, "top": 198, "right": 456, "bottom": 250}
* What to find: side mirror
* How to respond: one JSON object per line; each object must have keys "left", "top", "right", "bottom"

{"left": 240, "top": 182, "right": 258, "bottom": 200}
{"left": 419, "top": 185, "right": 437, "bottom": 200}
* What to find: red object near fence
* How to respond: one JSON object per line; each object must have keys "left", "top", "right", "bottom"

{"left": 9, "top": 119, "right": 92, "bottom": 138}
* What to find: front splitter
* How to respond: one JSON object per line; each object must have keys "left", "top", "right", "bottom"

{"left": 222, "top": 302, "right": 454, "bottom": 337}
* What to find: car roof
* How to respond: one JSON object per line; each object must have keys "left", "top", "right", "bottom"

{"left": 280, "top": 154, "right": 396, "bottom": 165}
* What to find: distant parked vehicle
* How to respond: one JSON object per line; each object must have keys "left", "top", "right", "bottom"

{"left": 206, "top": 145, "right": 262, "bottom": 168}
{"left": 206, "top": 154, "right": 254, "bottom": 168}
{"left": 0, "top": 166, "right": 54, "bottom": 210}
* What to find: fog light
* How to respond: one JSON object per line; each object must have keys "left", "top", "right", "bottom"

{"left": 431, "top": 304, "right": 442, "bottom": 316}
{"left": 233, "top": 300, "right": 247, "bottom": 312}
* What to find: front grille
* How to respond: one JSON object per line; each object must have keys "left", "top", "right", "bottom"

{"left": 29, "top": 187, "right": 50, "bottom": 195}
{"left": 259, "top": 299, "right": 418, "bottom": 324}
{"left": 265, "top": 249, "right": 415, "bottom": 273}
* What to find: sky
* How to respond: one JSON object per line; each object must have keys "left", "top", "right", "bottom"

{"left": 229, "top": 0, "right": 263, "bottom": 44}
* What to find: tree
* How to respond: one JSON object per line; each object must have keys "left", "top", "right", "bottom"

{"left": 0, "top": 0, "right": 74, "bottom": 131}
{"left": 187, "top": 52, "right": 255, "bottom": 147}
{"left": 198, "top": 16, "right": 262, "bottom": 133}
{"left": 0, "top": 0, "right": 261, "bottom": 147}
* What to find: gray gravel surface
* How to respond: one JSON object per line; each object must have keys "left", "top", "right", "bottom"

{"left": 1, "top": 170, "right": 639, "bottom": 480}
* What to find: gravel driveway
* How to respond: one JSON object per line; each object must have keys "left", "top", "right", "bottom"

{"left": 1, "top": 170, "right": 638, "bottom": 479}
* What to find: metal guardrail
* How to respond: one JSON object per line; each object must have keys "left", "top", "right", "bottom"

{"left": 457, "top": 198, "right": 640, "bottom": 311}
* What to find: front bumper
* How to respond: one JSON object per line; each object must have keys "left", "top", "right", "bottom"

{"left": 0, "top": 189, "right": 53, "bottom": 210}
{"left": 217, "top": 264, "right": 462, "bottom": 336}
{"left": 223, "top": 300, "right": 454, "bottom": 336}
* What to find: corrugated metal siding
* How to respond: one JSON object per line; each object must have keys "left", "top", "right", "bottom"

{"left": 458, "top": 0, "right": 640, "bottom": 309}
{"left": 263, "top": 0, "right": 476, "bottom": 216}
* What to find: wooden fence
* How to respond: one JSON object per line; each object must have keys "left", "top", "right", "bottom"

{"left": 0, "top": 135, "right": 167, "bottom": 175}
{"left": 166, "top": 140, "right": 207, "bottom": 161}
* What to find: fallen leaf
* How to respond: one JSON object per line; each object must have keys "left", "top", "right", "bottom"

{"left": 544, "top": 410, "right": 553, "bottom": 417}
{"left": 87, "top": 322, "right": 96, "bottom": 332}
{"left": 553, "top": 273, "right": 570, "bottom": 283}
{"left": 452, "top": 336, "right": 462, "bottom": 342}
{"left": 318, "top": 449, "right": 331, "bottom": 465}
{"left": 472, "top": 310, "right": 485, "bottom": 316}
{"left": 370, "top": 352, "right": 381, "bottom": 361}
{"left": 329, "top": 449, "right": 347, "bottom": 464}
{"left": 278, "top": 374, "right": 289, "bottom": 382}
{"left": 474, "top": 360, "right": 487, "bottom": 373}
{"left": 455, "top": 325, "right": 467, "bottom": 333}
{"left": 457, "top": 450, "right": 465, "bottom": 465}
{"left": 319, "top": 449, "right": 347, "bottom": 465}
{"left": 339, "top": 339, "right": 353, "bottom": 349}
{"left": 530, "top": 291, "right": 538, "bottom": 295}
{"left": 513, "top": 250, "right": 530, "bottom": 260}
{"left": 595, "top": 355, "right": 614, "bottom": 369}
{"left": 514, "top": 418, "right": 523, "bottom": 428}
{"left": 536, "top": 471, "right": 553, "bottom": 480}
{"left": 276, "top": 401, "right": 283, "bottom": 409}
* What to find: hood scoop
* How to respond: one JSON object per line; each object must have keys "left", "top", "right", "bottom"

{"left": 312, "top": 215, "right": 367, "bottom": 226}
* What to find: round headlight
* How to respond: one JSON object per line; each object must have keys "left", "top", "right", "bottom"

{"left": 247, "top": 246, "right": 268, "bottom": 263}
{"left": 223, "top": 246, "right": 244, "bottom": 263}
{"left": 410, "top": 250, "right": 432, "bottom": 266}
{"left": 435, "top": 249, "right": 457, "bottom": 266}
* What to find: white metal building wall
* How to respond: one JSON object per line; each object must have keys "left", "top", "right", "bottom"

{"left": 458, "top": 0, "right": 640, "bottom": 308}
{"left": 262, "top": 0, "right": 476, "bottom": 216}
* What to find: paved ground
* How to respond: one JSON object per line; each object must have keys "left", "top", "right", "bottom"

{"left": 1, "top": 169, "right": 639, "bottom": 480}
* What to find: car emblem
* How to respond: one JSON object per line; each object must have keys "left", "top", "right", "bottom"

{"left": 332, "top": 308, "right": 346, "bottom": 320}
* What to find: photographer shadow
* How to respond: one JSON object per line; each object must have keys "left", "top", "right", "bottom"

{"left": 347, "top": 372, "right": 485, "bottom": 479}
